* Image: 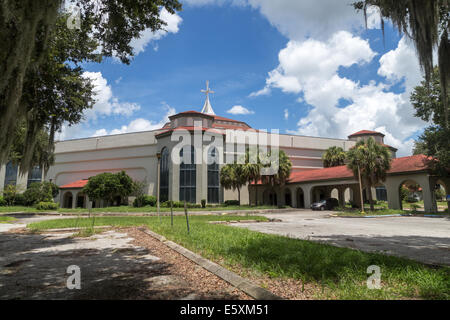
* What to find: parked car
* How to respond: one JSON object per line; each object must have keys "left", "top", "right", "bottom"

{"left": 311, "top": 198, "right": 339, "bottom": 211}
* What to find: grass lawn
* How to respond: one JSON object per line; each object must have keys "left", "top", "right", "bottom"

{"left": 0, "top": 206, "right": 44, "bottom": 213}
{"left": 28, "top": 215, "right": 450, "bottom": 300}
{"left": 0, "top": 205, "right": 278, "bottom": 214}
{"left": 0, "top": 216, "right": 16, "bottom": 223}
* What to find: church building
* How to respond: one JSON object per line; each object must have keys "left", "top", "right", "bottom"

{"left": 0, "top": 82, "right": 447, "bottom": 213}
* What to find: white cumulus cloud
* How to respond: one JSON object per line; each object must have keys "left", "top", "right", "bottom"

{"left": 83, "top": 72, "right": 141, "bottom": 120}
{"left": 227, "top": 105, "right": 255, "bottom": 115}
{"left": 130, "top": 8, "right": 182, "bottom": 55}
{"left": 93, "top": 105, "right": 177, "bottom": 136}
{"left": 277, "top": 35, "right": 425, "bottom": 156}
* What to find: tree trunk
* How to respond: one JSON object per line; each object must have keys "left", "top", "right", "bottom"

{"left": 0, "top": 0, "right": 61, "bottom": 163}
{"left": 254, "top": 184, "right": 258, "bottom": 206}
{"left": 237, "top": 187, "right": 241, "bottom": 206}
{"left": 368, "top": 187, "right": 375, "bottom": 211}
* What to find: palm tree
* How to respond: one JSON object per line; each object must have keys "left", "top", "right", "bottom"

{"left": 243, "top": 149, "right": 262, "bottom": 206}
{"left": 260, "top": 149, "right": 292, "bottom": 190}
{"left": 220, "top": 163, "right": 248, "bottom": 205}
{"left": 322, "top": 146, "right": 346, "bottom": 168}
{"left": 346, "top": 137, "right": 392, "bottom": 211}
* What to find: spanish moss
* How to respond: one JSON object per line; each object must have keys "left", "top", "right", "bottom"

{"left": 355, "top": 0, "right": 449, "bottom": 128}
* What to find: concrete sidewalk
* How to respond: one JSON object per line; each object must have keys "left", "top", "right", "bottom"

{"left": 234, "top": 210, "right": 450, "bottom": 266}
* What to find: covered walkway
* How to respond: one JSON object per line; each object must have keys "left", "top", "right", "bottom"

{"left": 251, "top": 155, "right": 449, "bottom": 213}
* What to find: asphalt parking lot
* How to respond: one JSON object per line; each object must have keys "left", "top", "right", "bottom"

{"left": 234, "top": 210, "right": 450, "bottom": 266}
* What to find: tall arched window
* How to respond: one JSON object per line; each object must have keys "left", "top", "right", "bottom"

{"left": 207, "top": 147, "right": 219, "bottom": 203}
{"left": 179, "top": 145, "right": 196, "bottom": 203}
{"left": 160, "top": 147, "right": 169, "bottom": 202}
{"left": 4, "top": 161, "right": 18, "bottom": 187}
{"left": 27, "top": 166, "right": 42, "bottom": 188}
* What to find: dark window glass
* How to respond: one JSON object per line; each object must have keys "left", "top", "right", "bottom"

{"left": 207, "top": 148, "right": 220, "bottom": 203}
{"left": 4, "top": 161, "right": 18, "bottom": 187}
{"left": 179, "top": 146, "right": 196, "bottom": 203}
{"left": 160, "top": 148, "right": 169, "bottom": 202}
{"left": 27, "top": 166, "right": 42, "bottom": 188}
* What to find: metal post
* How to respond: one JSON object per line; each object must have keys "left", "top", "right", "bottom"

{"left": 170, "top": 199, "right": 174, "bottom": 227}
{"left": 184, "top": 200, "right": 190, "bottom": 234}
{"left": 156, "top": 152, "right": 161, "bottom": 223}
{"left": 358, "top": 165, "right": 365, "bottom": 214}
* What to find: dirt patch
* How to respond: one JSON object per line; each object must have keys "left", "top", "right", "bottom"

{"left": 222, "top": 263, "right": 319, "bottom": 300}
{"left": 125, "top": 227, "right": 250, "bottom": 300}
{"left": 0, "top": 227, "right": 250, "bottom": 300}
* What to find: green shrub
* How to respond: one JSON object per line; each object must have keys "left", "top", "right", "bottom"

{"left": 435, "top": 188, "right": 445, "bottom": 201}
{"left": 14, "top": 194, "right": 26, "bottom": 206}
{"left": 35, "top": 202, "right": 58, "bottom": 210}
{"left": 3, "top": 184, "right": 18, "bottom": 205}
{"left": 201, "top": 199, "right": 206, "bottom": 208}
{"left": 224, "top": 200, "right": 240, "bottom": 206}
{"left": 166, "top": 201, "right": 190, "bottom": 208}
{"left": 133, "top": 195, "right": 157, "bottom": 207}
{"left": 410, "top": 203, "right": 420, "bottom": 212}
{"left": 23, "top": 181, "right": 59, "bottom": 206}
{"left": 400, "top": 186, "right": 409, "bottom": 201}
{"left": 160, "top": 200, "right": 170, "bottom": 207}
{"left": 0, "top": 196, "right": 6, "bottom": 206}
{"left": 173, "top": 201, "right": 184, "bottom": 208}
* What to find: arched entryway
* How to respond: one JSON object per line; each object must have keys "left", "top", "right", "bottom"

{"left": 311, "top": 186, "right": 326, "bottom": 203}
{"left": 62, "top": 191, "right": 73, "bottom": 208}
{"left": 263, "top": 188, "right": 278, "bottom": 206}
{"left": 284, "top": 189, "right": 292, "bottom": 207}
{"left": 435, "top": 179, "right": 449, "bottom": 212}
{"left": 399, "top": 179, "right": 423, "bottom": 211}
{"left": 296, "top": 187, "right": 305, "bottom": 208}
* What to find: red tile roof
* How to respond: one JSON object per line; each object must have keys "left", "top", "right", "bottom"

{"left": 388, "top": 154, "right": 431, "bottom": 174}
{"left": 381, "top": 143, "right": 398, "bottom": 151}
{"left": 211, "top": 123, "right": 258, "bottom": 131}
{"left": 255, "top": 154, "right": 433, "bottom": 185}
{"left": 213, "top": 115, "right": 249, "bottom": 125}
{"left": 348, "top": 130, "right": 385, "bottom": 137}
{"left": 168, "top": 111, "right": 250, "bottom": 125}
{"left": 288, "top": 165, "right": 354, "bottom": 183}
{"left": 156, "top": 126, "right": 223, "bottom": 137}
{"left": 60, "top": 179, "right": 89, "bottom": 189}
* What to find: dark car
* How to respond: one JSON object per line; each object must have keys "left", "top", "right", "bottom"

{"left": 311, "top": 198, "right": 339, "bottom": 211}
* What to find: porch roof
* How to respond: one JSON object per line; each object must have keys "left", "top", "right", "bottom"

{"left": 288, "top": 154, "right": 431, "bottom": 184}
{"left": 59, "top": 179, "right": 89, "bottom": 189}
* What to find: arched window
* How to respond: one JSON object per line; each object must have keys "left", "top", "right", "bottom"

{"left": 179, "top": 146, "right": 196, "bottom": 203}
{"left": 4, "top": 161, "right": 18, "bottom": 187}
{"left": 27, "top": 166, "right": 42, "bottom": 188}
{"left": 207, "top": 147, "right": 219, "bottom": 203}
{"left": 160, "top": 147, "right": 169, "bottom": 202}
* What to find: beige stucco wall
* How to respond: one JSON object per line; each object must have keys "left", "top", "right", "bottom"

{"left": 2, "top": 127, "right": 359, "bottom": 206}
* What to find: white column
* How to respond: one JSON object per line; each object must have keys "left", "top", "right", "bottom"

{"left": 290, "top": 186, "right": 297, "bottom": 208}
{"left": 72, "top": 191, "right": 77, "bottom": 209}
{"left": 303, "top": 185, "right": 312, "bottom": 209}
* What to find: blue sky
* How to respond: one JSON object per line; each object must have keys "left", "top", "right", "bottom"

{"left": 60, "top": 0, "right": 428, "bottom": 156}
